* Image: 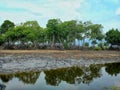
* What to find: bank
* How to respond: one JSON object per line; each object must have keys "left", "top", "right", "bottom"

{"left": 0, "top": 50, "right": 120, "bottom": 74}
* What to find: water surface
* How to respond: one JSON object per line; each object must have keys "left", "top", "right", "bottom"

{"left": 0, "top": 62, "right": 120, "bottom": 90}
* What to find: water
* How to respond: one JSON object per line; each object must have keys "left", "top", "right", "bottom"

{"left": 0, "top": 62, "right": 120, "bottom": 90}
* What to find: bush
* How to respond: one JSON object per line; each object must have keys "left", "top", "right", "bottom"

{"left": 0, "top": 34, "right": 5, "bottom": 45}
{"left": 93, "top": 46, "right": 101, "bottom": 51}
{"left": 97, "top": 42, "right": 109, "bottom": 50}
{"left": 63, "top": 42, "right": 69, "bottom": 49}
{"left": 85, "top": 42, "right": 89, "bottom": 47}
{"left": 104, "top": 46, "right": 109, "bottom": 50}
{"left": 98, "top": 42, "right": 103, "bottom": 47}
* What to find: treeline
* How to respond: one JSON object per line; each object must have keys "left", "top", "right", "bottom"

{"left": 0, "top": 19, "right": 120, "bottom": 50}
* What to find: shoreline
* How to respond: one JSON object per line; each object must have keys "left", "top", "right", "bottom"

{"left": 0, "top": 50, "right": 120, "bottom": 74}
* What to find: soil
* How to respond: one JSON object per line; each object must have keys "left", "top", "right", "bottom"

{"left": 0, "top": 50, "right": 120, "bottom": 74}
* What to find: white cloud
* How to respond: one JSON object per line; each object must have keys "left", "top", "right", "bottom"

{"left": 0, "top": 0, "right": 119, "bottom": 31}
{"left": 0, "top": 0, "right": 85, "bottom": 26}
{"left": 0, "top": 11, "right": 37, "bottom": 22}
{"left": 116, "top": 8, "right": 120, "bottom": 15}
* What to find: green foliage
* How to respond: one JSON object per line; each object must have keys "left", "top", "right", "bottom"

{"left": 46, "top": 19, "right": 62, "bottom": 48}
{"left": 0, "top": 34, "right": 5, "bottom": 45}
{"left": 84, "top": 42, "right": 89, "bottom": 47}
{"left": 93, "top": 46, "right": 101, "bottom": 51}
{"left": 90, "top": 24, "right": 104, "bottom": 41}
{"left": 0, "top": 20, "right": 15, "bottom": 34}
{"left": 98, "top": 42, "right": 103, "bottom": 48}
{"left": 97, "top": 42, "right": 109, "bottom": 50}
{"left": 105, "top": 28, "right": 120, "bottom": 45}
{"left": 63, "top": 42, "right": 69, "bottom": 49}
{"left": 0, "top": 19, "right": 119, "bottom": 50}
{"left": 110, "top": 85, "right": 120, "bottom": 90}
{"left": 5, "top": 25, "right": 25, "bottom": 42}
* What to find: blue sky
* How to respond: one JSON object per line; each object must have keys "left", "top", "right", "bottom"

{"left": 0, "top": 0, "right": 120, "bottom": 32}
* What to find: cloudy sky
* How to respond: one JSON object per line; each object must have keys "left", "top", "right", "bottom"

{"left": 0, "top": 0, "right": 120, "bottom": 32}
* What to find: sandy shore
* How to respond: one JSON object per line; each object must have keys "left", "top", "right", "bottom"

{"left": 0, "top": 50, "right": 120, "bottom": 73}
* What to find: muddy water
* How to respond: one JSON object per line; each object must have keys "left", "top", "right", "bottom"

{"left": 0, "top": 62, "right": 120, "bottom": 90}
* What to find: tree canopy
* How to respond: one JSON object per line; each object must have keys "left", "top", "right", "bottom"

{"left": 0, "top": 20, "right": 15, "bottom": 34}
{"left": 0, "top": 19, "right": 119, "bottom": 50}
{"left": 105, "top": 28, "right": 120, "bottom": 45}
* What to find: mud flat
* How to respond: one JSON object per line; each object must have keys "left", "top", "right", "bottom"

{"left": 0, "top": 50, "right": 120, "bottom": 73}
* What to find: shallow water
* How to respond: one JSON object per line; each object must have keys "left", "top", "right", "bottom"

{"left": 0, "top": 62, "right": 120, "bottom": 90}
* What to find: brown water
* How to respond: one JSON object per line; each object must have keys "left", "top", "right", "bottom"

{"left": 0, "top": 62, "right": 120, "bottom": 90}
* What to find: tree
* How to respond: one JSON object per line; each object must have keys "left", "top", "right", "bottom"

{"left": 5, "top": 25, "right": 26, "bottom": 48}
{"left": 0, "top": 20, "right": 15, "bottom": 34}
{"left": 5, "top": 27, "right": 15, "bottom": 45}
{"left": 46, "top": 19, "right": 61, "bottom": 49}
{"left": 1, "top": 18, "right": 118, "bottom": 50}
{"left": 58, "top": 20, "right": 78, "bottom": 49}
{"left": 81, "top": 21, "right": 92, "bottom": 47}
{"left": 4, "top": 21, "right": 45, "bottom": 49}
{"left": 38, "top": 28, "right": 46, "bottom": 49}
{"left": 76, "top": 21, "right": 86, "bottom": 47}
{"left": 90, "top": 24, "right": 104, "bottom": 46}
{"left": 23, "top": 21, "right": 43, "bottom": 48}
{"left": 105, "top": 28, "right": 120, "bottom": 45}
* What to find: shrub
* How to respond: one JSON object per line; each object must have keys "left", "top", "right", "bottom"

{"left": 98, "top": 42, "right": 103, "bottom": 47}
{"left": 93, "top": 46, "right": 101, "bottom": 51}
{"left": 63, "top": 42, "right": 69, "bottom": 49}
{"left": 104, "top": 46, "right": 109, "bottom": 50}
{"left": 85, "top": 42, "right": 89, "bottom": 47}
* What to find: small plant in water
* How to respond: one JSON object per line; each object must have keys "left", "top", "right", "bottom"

{"left": 110, "top": 85, "right": 120, "bottom": 90}
{"left": 102, "top": 86, "right": 120, "bottom": 90}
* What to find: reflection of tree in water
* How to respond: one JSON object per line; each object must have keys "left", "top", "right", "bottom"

{"left": 44, "top": 64, "right": 103, "bottom": 86}
{"left": 0, "top": 71, "right": 40, "bottom": 84}
{"left": 105, "top": 62, "right": 120, "bottom": 76}
{"left": 2, "top": 63, "right": 118, "bottom": 87}
{"left": 44, "top": 67, "right": 83, "bottom": 86}
{"left": 0, "top": 74, "right": 13, "bottom": 83}
{"left": 82, "top": 64, "right": 102, "bottom": 84}
{"left": 15, "top": 72, "right": 40, "bottom": 84}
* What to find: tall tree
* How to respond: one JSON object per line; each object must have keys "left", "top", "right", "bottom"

{"left": 46, "top": 19, "right": 61, "bottom": 48}
{"left": 81, "top": 21, "right": 92, "bottom": 47}
{"left": 76, "top": 21, "right": 85, "bottom": 47}
{"left": 90, "top": 24, "right": 104, "bottom": 46}
{"left": 58, "top": 20, "right": 78, "bottom": 49}
{"left": 23, "top": 21, "right": 43, "bottom": 48}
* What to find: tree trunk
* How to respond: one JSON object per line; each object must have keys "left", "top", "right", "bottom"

{"left": 51, "top": 35, "right": 55, "bottom": 49}
{"left": 58, "top": 38, "right": 64, "bottom": 50}
{"left": 82, "top": 37, "right": 85, "bottom": 47}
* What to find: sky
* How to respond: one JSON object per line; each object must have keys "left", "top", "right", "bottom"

{"left": 0, "top": 0, "right": 120, "bottom": 32}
